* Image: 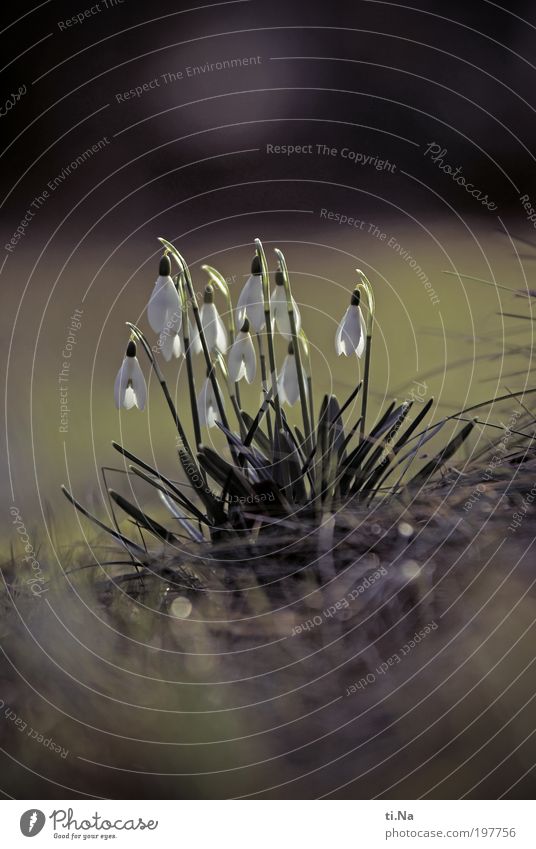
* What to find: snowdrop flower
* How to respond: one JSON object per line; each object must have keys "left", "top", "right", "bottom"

{"left": 335, "top": 288, "right": 367, "bottom": 357}
{"left": 159, "top": 309, "right": 183, "bottom": 361}
{"left": 114, "top": 340, "right": 147, "bottom": 410}
{"left": 278, "top": 343, "right": 301, "bottom": 406}
{"left": 147, "top": 255, "right": 181, "bottom": 334}
{"left": 228, "top": 318, "right": 256, "bottom": 383}
{"left": 192, "top": 286, "right": 227, "bottom": 355}
{"left": 197, "top": 373, "right": 224, "bottom": 428}
{"left": 236, "top": 255, "right": 266, "bottom": 332}
{"left": 271, "top": 269, "right": 301, "bottom": 340}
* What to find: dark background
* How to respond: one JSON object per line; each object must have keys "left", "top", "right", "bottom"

{"left": 2, "top": 0, "right": 536, "bottom": 240}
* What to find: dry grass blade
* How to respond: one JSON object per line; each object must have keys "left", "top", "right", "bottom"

{"left": 367, "top": 397, "right": 435, "bottom": 497}
{"left": 407, "top": 420, "right": 476, "bottom": 488}
{"left": 111, "top": 441, "right": 208, "bottom": 525}
{"left": 177, "top": 445, "right": 227, "bottom": 526}
{"left": 108, "top": 490, "right": 179, "bottom": 545}
{"left": 350, "top": 402, "right": 413, "bottom": 497}
{"left": 61, "top": 486, "right": 146, "bottom": 557}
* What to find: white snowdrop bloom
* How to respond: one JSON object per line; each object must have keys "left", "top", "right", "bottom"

{"left": 236, "top": 255, "right": 266, "bottom": 332}
{"left": 278, "top": 344, "right": 301, "bottom": 406}
{"left": 197, "top": 374, "right": 224, "bottom": 428}
{"left": 159, "top": 310, "right": 183, "bottom": 362}
{"left": 114, "top": 340, "right": 147, "bottom": 410}
{"left": 193, "top": 286, "right": 228, "bottom": 355}
{"left": 271, "top": 270, "right": 301, "bottom": 340}
{"left": 147, "top": 255, "right": 181, "bottom": 334}
{"left": 335, "top": 289, "right": 367, "bottom": 357}
{"left": 228, "top": 318, "right": 256, "bottom": 383}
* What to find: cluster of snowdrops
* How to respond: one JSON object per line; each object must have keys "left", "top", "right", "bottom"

{"left": 114, "top": 238, "right": 372, "bottom": 432}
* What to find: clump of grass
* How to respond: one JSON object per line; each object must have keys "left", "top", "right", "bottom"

{"left": 62, "top": 238, "right": 536, "bottom": 583}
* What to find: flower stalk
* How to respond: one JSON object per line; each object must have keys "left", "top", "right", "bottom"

{"left": 256, "top": 331, "right": 273, "bottom": 447}
{"left": 203, "top": 263, "right": 245, "bottom": 425}
{"left": 177, "top": 274, "right": 203, "bottom": 452}
{"left": 358, "top": 270, "right": 375, "bottom": 441}
{"left": 158, "top": 238, "right": 231, "bottom": 437}
{"left": 255, "top": 238, "right": 281, "bottom": 436}
{"left": 125, "top": 321, "right": 193, "bottom": 458}
{"left": 274, "top": 248, "right": 312, "bottom": 456}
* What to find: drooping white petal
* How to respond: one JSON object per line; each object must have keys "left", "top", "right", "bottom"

{"left": 197, "top": 376, "right": 222, "bottom": 428}
{"left": 114, "top": 357, "right": 130, "bottom": 409}
{"left": 159, "top": 311, "right": 183, "bottom": 361}
{"left": 228, "top": 338, "right": 245, "bottom": 383}
{"left": 129, "top": 356, "right": 147, "bottom": 409}
{"left": 335, "top": 305, "right": 366, "bottom": 357}
{"left": 148, "top": 276, "right": 180, "bottom": 333}
{"left": 271, "top": 286, "right": 301, "bottom": 340}
{"left": 356, "top": 309, "right": 366, "bottom": 358}
{"left": 236, "top": 274, "right": 266, "bottom": 332}
{"left": 165, "top": 307, "right": 182, "bottom": 335}
{"left": 278, "top": 353, "right": 300, "bottom": 406}
{"left": 195, "top": 303, "right": 228, "bottom": 355}
{"left": 161, "top": 331, "right": 179, "bottom": 361}
{"left": 114, "top": 356, "right": 147, "bottom": 410}
{"left": 189, "top": 318, "right": 202, "bottom": 355}
{"left": 243, "top": 334, "right": 256, "bottom": 383}
{"left": 228, "top": 332, "right": 257, "bottom": 383}
{"left": 200, "top": 303, "right": 217, "bottom": 351}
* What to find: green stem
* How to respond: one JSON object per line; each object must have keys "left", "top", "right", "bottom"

{"left": 182, "top": 321, "right": 202, "bottom": 452}
{"left": 256, "top": 332, "right": 273, "bottom": 447}
{"left": 255, "top": 238, "right": 281, "bottom": 437}
{"left": 307, "top": 375, "right": 315, "bottom": 435}
{"left": 230, "top": 392, "right": 247, "bottom": 440}
{"left": 274, "top": 248, "right": 312, "bottom": 458}
{"left": 360, "top": 333, "right": 372, "bottom": 442}
{"left": 125, "top": 322, "right": 192, "bottom": 455}
{"left": 202, "top": 263, "right": 241, "bottom": 408}
{"left": 357, "top": 271, "right": 375, "bottom": 442}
